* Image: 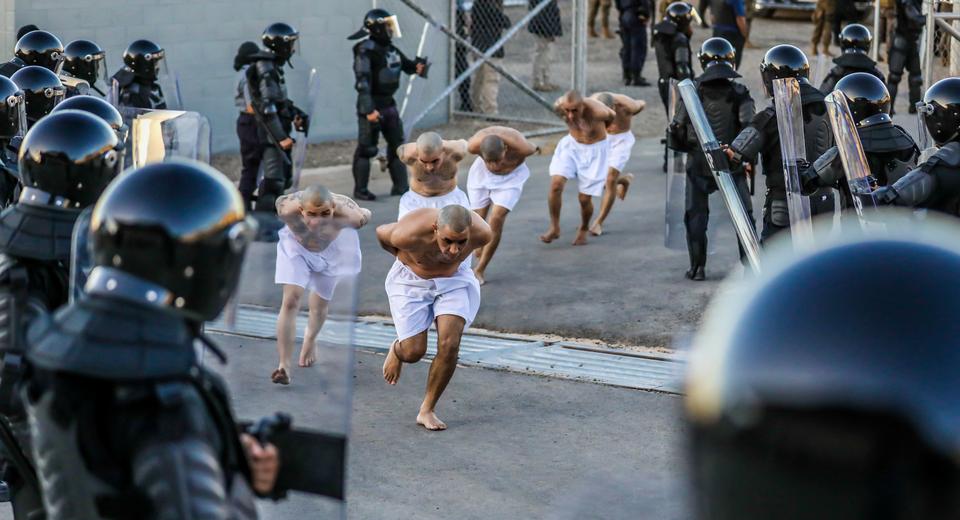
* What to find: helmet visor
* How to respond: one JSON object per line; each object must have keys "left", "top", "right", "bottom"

{"left": 382, "top": 15, "right": 402, "bottom": 39}
{"left": 916, "top": 101, "right": 937, "bottom": 149}
{"left": 2, "top": 93, "right": 27, "bottom": 140}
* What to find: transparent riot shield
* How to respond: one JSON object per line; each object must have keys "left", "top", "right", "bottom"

{"left": 107, "top": 78, "right": 119, "bottom": 108}
{"left": 289, "top": 68, "right": 321, "bottom": 191}
{"left": 664, "top": 79, "right": 687, "bottom": 250}
{"left": 772, "top": 78, "right": 814, "bottom": 248}
{"left": 678, "top": 79, "right": 762, "bottom": 272}
{"left": 915, "top": 101, "right": 938, "bottom": 163}
{"left": 69, "top": 207, "right": 93, "bottom": 304}
{"left": 824, "top": 91, "right": 879, "bottom": 221}
{"left": 813, "top": 54, "right": 829, "bottom": 88}
{"left": 155, "top": 56, "right": 183, "bottom": 110}
{"left": 211, "top": 188, "right": 363, "bottom": 518}
{"left": 122, "top": 108, "right": 211, "bottom": 168}
{"left": 58, "top": 74, "right": 91, "bottom": 97}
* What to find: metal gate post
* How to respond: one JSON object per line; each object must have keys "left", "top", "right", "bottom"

{"left": 925, "top": 0, "right": 936, "bottom": 89}
{"left": 572, "top": 0, "right": 588, "bottom": 94}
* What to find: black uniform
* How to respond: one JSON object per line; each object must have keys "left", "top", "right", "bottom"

{"left": 710, "top": 0, "right": 746, "bottom": 68}
{"left": 652, "top": 19, "right": 692, "bottom": 112}
{"left": 615, "top": 0, "right": 653, "bottom": 85}
{"left": 887, "top": 0, "right": 925, "bottom": 110}
{"left": 669, "top": 65, "right": 755, "bottom": 275}
{"left": 878, "top": 142, "right": 960, "bottom": 217}
{"left": 729, "top": 80, "right": 834, "bottom": 241}
{"left": 0, "top": 59, "right": 24, "bottom": 79}
{"left": 245, "top": 50, "right": 305, "bottom": 211}
{"left": 111, "top": 68, "right": 166, "bottom": 110}
{"left": 351, "top": 37, "right": 422, "bottom": 197}
{"left": 819, "top": 52, "right": 885, "bottom": 93}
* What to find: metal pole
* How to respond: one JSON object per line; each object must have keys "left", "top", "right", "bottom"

{"left": 403, "top": 0, "right": 558, "bottom": 131}
{"left": 871, "top": 0, "right": 882, "bottom": 61}
{"left": 400, "top": 22, "right": 431, "bottom": 120}
{"left": 953, "top": 0, "right": 960, "bottom": 76}
{"left": 572, "top": 0, "right": 587, "bottom": 93}
{"left": 924, "top": 0, "right": 936, "bottom": 89}
{"left": 447, "top": 0, "right": 456, "bottom": 119}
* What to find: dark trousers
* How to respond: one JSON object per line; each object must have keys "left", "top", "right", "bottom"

{"left": 352, "top": 104, "right": 408, "bottom": 194}
{"left": 714, "top": 29, "right": 745, "bottom": 69}
{"left": 685, "top": 172, "right": 754, "bottom": 268}
{"left": 887, "top": 34, "right": 923, "bottom": 109}
{"left": 236, "top": 113, "right": 261, "bottom": 208}
{"left": 619, "top": 24, "right": 648, "bottom": 77}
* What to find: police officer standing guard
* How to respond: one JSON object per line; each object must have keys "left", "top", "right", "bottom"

{"left": 653, "top": 2, "right": 694, "bottom": 113}
{"left": 887, "top": 0, "right": 925, "bottom": 113}
{"left": 349, "top": 9, "right": 428, "bottom": 201}
{"left": 111, "top": 39, "right": 171, "bottom": 110}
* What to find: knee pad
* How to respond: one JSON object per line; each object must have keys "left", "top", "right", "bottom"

{"left": 908, "top": 74, "right": 923, "bottom": 88}
{"left": 260, "top": 178, "right": 285, "bottom": 197}
{"left": 768, "top": 199, "right": 790, "bottom": 227}
{"left": 356, "top": 144, "right": 379, "bottom": 159}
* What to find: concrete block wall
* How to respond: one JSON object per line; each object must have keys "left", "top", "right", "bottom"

{"left": 13, "top": 0, "right": 451, "bottom": 152}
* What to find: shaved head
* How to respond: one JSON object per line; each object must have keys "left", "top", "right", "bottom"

{"left": 437, "top": 205, "right": 472, "bottom": 233}
{"left": 594, "top": 92, "right": 615, "bottom": 109}
{"left": 300, "top": 184, "right": 333, "bottom": 208}
{"left": 562, "top": 90, "right": 583, "bottom": 105}
{"left": 416, "top": 132, "right": 443, "bottom": 156}
{"left": 479, "top": 134, "right": 505, "bottom": 162}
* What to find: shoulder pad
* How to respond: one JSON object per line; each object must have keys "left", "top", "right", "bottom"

{"left": 927, "top": 142, "right": 960, "bottom": 169}
{"left": 751, "top": 107, "right": 776, "bottom": 129}
{"left": 654, "top": 21, "right": 677, "bottom": 36}
{"left": 356, "top": 40, "right": 378, "bottom": 53}
{"left": 859, "top": 123, "right": 918, "bottom": 154}
{"left": 255, "top": 58, "right": 277, "bottom": 74}
{"left": 0, "top": 204, "right": 77, "bottom": 262}
{"left": 111, "top": 68, "right": 135, "bottom": 88}
{"left": 799, "top": 82, "right": 826, "bottom": 105}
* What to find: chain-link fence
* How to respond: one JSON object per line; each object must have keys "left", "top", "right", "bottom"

{"left": 379, "top": 0, "right": 584, "bottom": 137}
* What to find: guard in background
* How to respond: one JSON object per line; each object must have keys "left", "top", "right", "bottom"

{"left": 246, "top": 23, "right": 309, "bottom": 212}
{"left": 349, "top": 8, "right": 428, "bottom": 201}
{"left": 887, "top": 0, "right": 925, "bottom": 113}
{"left": 234, "top": 41, "right": 263, "bottom": 211}
{"left": 616, "top": 0, "right": 653, "bottom": 86}
{"left": 62, "top": 40, "right": 107, "bottom": 97}
{"left": 0, "top": 111, "right": 122, "bottom": 520}
{"left": 1, "top": 30, "right": 63, "bottom": 78}
{"left": 710, "top": 0, "right": 748, "bottom": 68}
{"left": 810, "top": 0, "right": 835, "bottom": 56}
{"left": 669, "top": 37, "right": 754, "bottom": 280}
{"left": 819, "top": 24, "right": 884, "bottom": 93}
{"left": 111, "top": 39, "right": 170, "bottom": 110}
{"left": 11, "top": 66, "right": 64, "bottom": 128}
{"left": 653, "top": 2, "right": 694, "bottom": 112}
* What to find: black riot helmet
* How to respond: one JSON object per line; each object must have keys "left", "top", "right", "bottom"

{"left": 665, "top": 2, "right": 694, "bottom": 33}
{"left": 63, "top": 39, "right": 106, "bottom": 85}
{"left": 839, "top": 24, "right": 872, "bottom": 54}
{"left": 917, "top": 77, "right": 960, "bottom": 146}
{"left": 11, "top": 65, "right": 65, "bottom": 124}
{"left": 52, "top": 95, "right": 127, "bottom": 145}
{"left": 18, "top": 110, "right": 122, "bottom": 210}
{"left": 759, "top": 44, "right": 810, "bottom": 97}
{"left": 122, "top": 39, "right": 164, "bottom": 81}
{"left": 262, "top": 23, "right": 299, "bottom": 62}
{"left": 835, "top": 72, "right": 891, "bottom": 127}
{"left": 0, "top": 75, "right": 26, "bottom": 141}
{"left": 349, "top": 8, "right": 403, "bottom": 42}
{"left": 698, "top": 37, "right": 737, "bottom": 72}
{"left": 14, "top": 30, "right": 63, "bottom": 74}
{"left": 89, "top": 160, "right": 255, "bottom": 321}
{"left": 687, "top": 222, "right": 960, "bottom": 519}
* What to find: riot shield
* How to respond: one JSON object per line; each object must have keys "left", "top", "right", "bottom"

{"left": 772, "top": 78, "right": 814, "bottom": 248}
{"left": 678, "top": 79, "right": 762, "bottom": 272}
{"left": 915, "top": 101, "right": 938, "bottom": 163}
{"left": 107, "top": 78, "right": 119, "bottom": 108}
{"left": 69, "top": 207, "right": 93, "bottom": 304}
{"left": 122, "top": 108, "right": 211, "bottom": 168}
{"left": 664, "top": 79, "right": 687, "bottom": 250}
{"left": 155, "top": 56, "right": 183, "bottom": 110}
{"left": 824, "top": 91, "right": 879, "bottom": 220}
{"left": 289, "top": 68, "right": 321, "bottom": 191}
{"left": 812, "top": 54, "right": 829, "bottom": 88}
{"left": 210, "top": 188, "right": 364, "bottom": 518}
{"left": 58, "top": 74, "right": 91, "bottom": 97}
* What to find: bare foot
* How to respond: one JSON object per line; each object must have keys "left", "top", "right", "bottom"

{"left": 589, "top": 221, "right": 603, "bottom": 236}
{"left": 416, "top": 410, "right": 447, "bottom": 431}
{"left": 298, "top": 342, "right": 316, "bottom": 367}
{"left": 572, "top": 228, "right": 589, "bottom": 246}
{"left": 539, "top": 227, "right": 560, "bottom": 243}
{"left": 271, "top": 367, "right": 290, "bottom": 385}
{"left": 616, "top": 173, "right": 634, "bottom": 200}
{"left": 473, "top": 267, "right": 486, "bottom": 286}
{"left": 382, "top": 340, "right": 402, "bottom": 385}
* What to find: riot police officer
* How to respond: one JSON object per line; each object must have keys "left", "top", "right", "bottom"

{"left": 10, "top": 66, "right": 65, "bottom": 127}
{"left": 245, "top": 22, "right": 309, "bottom": 212}
{"left": 875, "top": 77, "right": 960, "bottom": 216}
{"left": 52, "top": 95, "right": 128, "bottom": 147}
{"left": 726, "top": 45, "right": 833, "bottom": 241}
{"left": 686, "top": 225, "right": 960, "bottom": 519}
{"left": 62, "top": 39, "right": 107, "bottom": 97}
{"left": 669, "top": 37, "right": 755, "bottom": 280}
{"left": 111, "top": 39, "right": 170, "bottom": 110}
{"left": 616, "top": 0, "right": 653, "bottom": 86}
{"left": 819, "top": 24, "right": 884, "bottom": 94}
{"left": 653, "top": 2, "right": 694, "bottom": 114}
{"left": 23, "top": 160, "right": 282, "bottom": 519}
{"left": 0, "top": 30, "right": 63, "bottom": 78}
{"left": 349, "top": 8, "right": 429, "bottom": 201}
{"left": 887, "top": 0, "right": 924, "bottom": 112}
{"left": 0, "top": 110, "right": 123, "bottom": 520}
{"left": 0, "top": 76, "right": 25, "bottom": 208}
{"left": 802, "top": 73, "right": 918, "bottom": 204}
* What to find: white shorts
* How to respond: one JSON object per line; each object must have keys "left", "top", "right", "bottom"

{"left": 549, "top": 134, "right": 610, "bottom": 197}
{"left": 385, "top": 260, "right": 481, "bottom": 341}
{"left": 607, "top": 131, "right": 636, "bottom": 173}
{"left": 274, "top": 227, "right": 362, "bottom": 300}
{"left": 466, "top": 157, "right": 530, "bottom": 211}
{"left": 398, "top": 187, "right": 471, "bottom": 219}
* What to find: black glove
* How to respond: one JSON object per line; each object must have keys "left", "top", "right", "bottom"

{"left": 873, "top": 185, "right": 899, "bottom": 205}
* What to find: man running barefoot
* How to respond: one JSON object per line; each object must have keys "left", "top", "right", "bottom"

{"left": 466, "top": 126, "right": 540, "bottom": 285}
{"left": 376, "top": 205, "right": 492, "bottom": 430}
{"left": 541, "top": 90, "right": 616, "bottom": 246}
{"left": 397, "top": 132, "right": 470, "bottom": 218}
{"left": 588, "top": 92, "right": 646, "bottom": 236}
{"left": 272, "top": 185, "right": 371, "bottom": 385}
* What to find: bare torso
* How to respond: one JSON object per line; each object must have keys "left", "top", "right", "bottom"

{"left": 277, "top": 193, "right": 363, "bottom": 252}
{"left": 607, "top": 106, "right": 635, "bottom": 135}
{"left": 566, "top": 113, "right": 609, "bottom": 145}
{"left": 384, "top": 209, "right": 491, "bottom": 279}
{"left": 397, "top": 232, "right": 471, "bottom": 279}
{"left": 409, "top": 159, "right": 461, "bottom": 197}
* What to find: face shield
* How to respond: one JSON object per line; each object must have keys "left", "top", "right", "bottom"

{"left": 0, "top": 92, "right": 27, "bottom": 140}
{"left": 915, "top": 100, "right": 936, "bottom": 150}
{"left": 382, "top": 15, "right": 403, "bottom": 39}
{"left": 67, "top": 52, "right": 108, "bottom": 96}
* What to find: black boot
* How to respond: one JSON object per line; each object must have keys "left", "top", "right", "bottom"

{"left": 354, "top": 189, "right": 376, "bottom": 201}
{"left": 686, "top": 239, "right": 708, "bottom": 281}
{"left": 623, "top": 68, "right": 631, "bottom": 86}
{"left": 633, "top": 72, "right": 650, "bottom": 87}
